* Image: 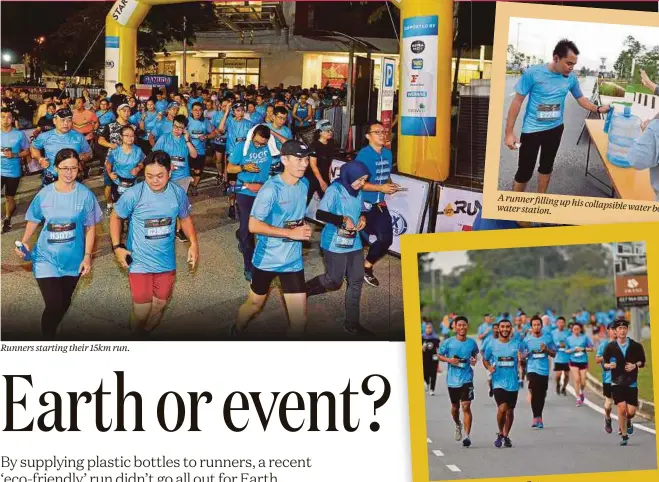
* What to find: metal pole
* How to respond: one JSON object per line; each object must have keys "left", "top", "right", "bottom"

{"left": 345, "top": 41, "right": 355, "bottom": 150}
{"left": 182, "top": 16, "right": 187, "bottom": 90}
{"left": 366, "top": 48, "right": 372, "bottom": 123}
{"left": 431, "top": 269, "right": 436, "bottom": 302}
{"left": 631, "top": 307, "right": 642, "bottom": 341}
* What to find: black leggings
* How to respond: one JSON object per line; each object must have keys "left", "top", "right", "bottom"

{"left": 515, "top": 124, "right": 564, "bottom": 183}
{"left": 527, "top": 372, "right": 549, "bottom": 418}
{"left": 362, "top": 205, "right": 394, "bottom": 265}
{"left": 423, "top": 360, "right": 439, "bottom": 391}
{"left": 36, "top": 276, "right": 80, "bottom": 340}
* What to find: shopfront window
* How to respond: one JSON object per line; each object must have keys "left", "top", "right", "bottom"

{"left": 210, "top": 58, "right": 260, "bottom": 88}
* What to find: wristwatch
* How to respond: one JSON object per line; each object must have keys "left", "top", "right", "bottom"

{"left": 112, "top": 243, "right": 126, "bottom": 251}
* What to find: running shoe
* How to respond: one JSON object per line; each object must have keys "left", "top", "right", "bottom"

{"left": 576, "top": 399, "right": 583, "bottom": 407}
{"left": 620, "top": 435, "right": 629, "bottom": 446}
{"left": 627, "top": 420, "right": 634, "bottom": 435}
{"left": 462, "top": 437, "right": 471, "bottom": 448}
{"left": 454, "top": 422, "right": 463, "bottom": 441}
{"left": 364, "top": 268, "right": 379, "bottom": 287}
{"left": 531, "top": 417, "right": 538, "bottom": 428}
{"left": 244, "top": 270, "right": 252, "bottom": 282}
{"left": 228, "top": 205, "right": 236, "bottom": 219}
{"left": 536, "top": 419, "right": 544, "bottom": 429}
{"left": 561, "top": 386, "right": 567, "bottom": 396}
{"left": 1, "top": 218, "right": 11, "bottom": 234}
{"left": 494, "top": 433, "right": 504, "bottom": 448}
{"left": 605, "top": 418, "right": 613, "bottom": 434}
{"left": 503, "top": 436, "right": 513, "bottom": 448}
{"left": 580, "top": 393, "right": 585, "bottom": 403}
{"left": 430, "top": 391, "right": 435, "bottom": 396}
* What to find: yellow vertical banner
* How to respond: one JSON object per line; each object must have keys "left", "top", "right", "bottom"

{"left": 397, "top": 0, "right": 452, "bottom": 181}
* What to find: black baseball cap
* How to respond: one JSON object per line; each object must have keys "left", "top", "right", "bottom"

{"left": 232, "top": 101, "right": 245, "bottom": 110}
{"left": 54, "top": 108, "right": 73, "bottom": 119}
{"left": 613, "top": 318, "right": 630, "bottom": 329}
{"left": 280, "top": 140, "right": 314, "bottom": 157}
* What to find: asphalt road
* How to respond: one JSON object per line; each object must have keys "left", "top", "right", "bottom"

{"left": 1, "top": 171, "right": 404, "bottom": 341}
{"left": 497, "top": 75, "right": 613, "bottom": 198}
{"left": 426, "top": 357, "right": 657, "bottom": 479}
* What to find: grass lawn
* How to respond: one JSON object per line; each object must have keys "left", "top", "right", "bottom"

{"left": 588, "top": 338, "right": 653, "bottom": 403}
{"left": 625, "top": 84, "right": 654, "bottom": 94}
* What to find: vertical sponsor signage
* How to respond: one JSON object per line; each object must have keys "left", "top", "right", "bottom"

{"left": 379, "top": 58, "right": 396, "bottom": 149}
{"left": 105, "top": 36, "right": 120, "bottom": 94}
{"left": 401, "top": 15, "right": 438, "bottom": 136}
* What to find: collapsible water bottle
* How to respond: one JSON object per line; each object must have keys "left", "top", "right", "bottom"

{"left": 15, "top": 241, "right": 31, "bottom": 261}
{"left": 607, "top": 105, "right": 642, "bottom": 168}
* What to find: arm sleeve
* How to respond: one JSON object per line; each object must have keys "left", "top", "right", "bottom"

{"left": 637, "top": 341, "right": 646, "bottom": 367}
{"left": 177, "top": 186, "right": 191, "bottom": 220}
{"left": 113, "top": 188, "right": 137, "bottom": 220}
{"left": 316, "top": 210, "right": 343, "bottom": 226}
{"left": 438, "top": 339, "right": 448, "bottom": 357}
{"left": 250, "top": 183, "right": 276, "bottom": 222}
{"left": 84, "top": 191, "right": 103, "bottom": 227}
{"left": 228, "top": 147, "right": 243, "bottom": 166}
{"left": 569, "top": 75, "right": 584, "bottom": 99}
{"left": 515, "top": 69, "right": 534, "bottom": 96}
{"left": 25, "top": 192, "right": 44, "bottom": 223}
{"left": 627, "top": 122, "right": 659, "bottom": 171}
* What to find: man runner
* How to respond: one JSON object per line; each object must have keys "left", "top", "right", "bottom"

{"left": 521, "top": 315, "right": 556, "bottom": 429}
{"left": 595, "top": 322, "right": 617, "bottom": 434}
{"left": 483, "top": 318, "right": 521, "bottom": 448}
{"left": 482, "top": 320, "right": 500, "bottom": 397}
{"left": 187, "top": 102, "right": 216, "bottom": 196}
{"left": 437, "top": 316, "right": 479, "bottom": 447}
{"left": 551, "top": 316, "right": 571, "bottom": 396}
{"left": 504, "top": 39, "right": 610, "bottom": 193}
{"left": 603, "top": 318, "right": 647, "bottom": 446}
{"left": 1, "top": 108, "right": 30, "bottom": 233}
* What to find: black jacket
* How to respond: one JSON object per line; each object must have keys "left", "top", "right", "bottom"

{"left": 602, "top": 338, "right": 646, "bottom": 386}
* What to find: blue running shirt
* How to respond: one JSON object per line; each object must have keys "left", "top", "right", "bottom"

{"left": 107, "top": 145, "right": 144, "bottom": 181}
{"left": 31, "top": 130, "right": 92, "bottom": 177}
{"left": 229, "top": 141, "right": 275, "bottom": 197}
{"left": 1, "top": 128, "right": 29, "bottom": 178}
{"left": 552, "top": 329, "right": 570, "bottom": 364}
{"left": 522, "top": 333, "right": 556, "bottom": 376}
{"left": 565, "top": 334, "right": 592, "bottom": 363}
{"left": 355, "top": 146, "right": 393, "bottom": 204}
{"left": 483, "top": 338, "right": 521, "bottom": 392}
{"left": 438, "top": 337, "right": 479, "bottom": 388}
{"left": 153, "top": 133, "right": 190, "bottom": 181}
{"left": 187, "top": 117, "right": 214, "bottom": 155}
{"left": 597, "top": 339, "right": 612, "bottom": 384}
{"left": 318, "top": 182, "right": 363, "bottom": 253}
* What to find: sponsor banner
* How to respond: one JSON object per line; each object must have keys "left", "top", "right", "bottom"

{"left": 10, "top": 64, "right": 25, "bottom": 75}
{"left": 104, "top": 36, "right": 120, "bottom": 94}
{"left": 379, "top": 58, "right": 396, "bottom": 149}
{"left": 436, "top": 187, "right": 483, "bottom": 232}
{"left": 306, "top": 160, "right": 431, "bottom": 255}
{"left": 615, "top": 275, "right": 649, "bottom": 299}
{"left": 612, "top": 242, "right": 649, "bottom": 307}
{"left": 401, "top": 15, "right": 438, "bottom": 136}
{"left": 135, "top": 84, "right": 154, "bottom": 102}
{"left": 110, "top": 0, "right": 140, "bottom": 27}
{"left": 321, "top": 62, "right": 349, "bottom": 89}
{"left": 140, "top": 74, "right": 178, "bottom": 88}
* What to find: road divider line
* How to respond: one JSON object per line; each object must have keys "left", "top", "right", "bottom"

{"left": 566, "top": 385, "right": 656, "bottom": 435}
{"left": 446, "top": 465, "right": 461, "bottom": 472}
{"left": 427, "top": 437, "right": 433, "bottom": 443}
{"left": 433, "top": 449, "right": 444, "bottom": 457}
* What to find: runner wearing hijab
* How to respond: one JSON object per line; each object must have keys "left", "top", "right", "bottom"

{"left": 422, "top": 322, "right": 441, "bottom": 395}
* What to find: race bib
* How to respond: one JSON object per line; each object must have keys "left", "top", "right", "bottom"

{"left": 336, "top": 227, "right": 356, "bottom": 248}
{"left": 431, "top": 355, "right": 438, "bottom": 362}
{"left": 171, "top": 156, "right": 185, "bottom": 168}
{"left": 558, "top": 348, "right": 566, "bottom": 352}
{"left": 145, "top": 217, "right": 173, "bottom": 240}
{"left": 190, "top": 131, "right": 204, "bottom": 139}
{"left": 497, "top": 356, "right": 515, "bottom": 368}
{"left": 47, "top": 222, "right": 76, "bottom": 244}
{"left": 362, "top": 201, "right": 373, "bottom": 212}
{"left": 283, "top": 219, "right": 304, "bottom": 243}
{"left": 537, "top": 104, "right": 561, "bottom": 121}
{"left": 574, "top": 351, "right": 585, "bottom": 357}
{"left": 235, "top": 137, "right": 246, "bottom": 143}
{"left": 532, "top": 352, "right": 547, "bottom": 359}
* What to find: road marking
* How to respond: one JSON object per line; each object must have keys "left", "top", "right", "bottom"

{"left": 446, "top": 465, "right": 461, "bottom": 472}
{"left": 566, "top": 385, "right": 656, "bottom": 435}
{"left": 427, "top": 437, "right": 433, "bottom": 443}
{"left": 433, "top": 449, "right": 444, "bottom": 457}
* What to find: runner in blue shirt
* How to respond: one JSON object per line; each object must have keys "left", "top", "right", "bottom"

{"left": 14, "top": 148, "right": 102, "bottom": 340}
{"left": 595, "top": 322, "right": 617, "bottom": 434}
{"left": 106, "top": 125, "right": 145, "bottom": 204}
{"left": 521, "top": 315, "right": 557, "bottom": 429}
{"left": 247, "top": 101, "right": 265, "bottom": 125}
{"left": 110, "top": 150, "right": 199, "bottom": 337}
{"left": 355, "top": 121, "right": 403, "bottom": 288}
{"left": 210, "top": 97, "right": 231, "bottom": 189}
{"left": 149, "top": 102, "right": 179, "bottom": 145}
{"left": 504, "top": 39, "right": 610, "bottom": 194}
{"left": 565, "top": 321, "right": 594, "bottom": 406}
{"left": 477, "top": 313, "right": 494, "bottom": 348}
{"left": 291, "top": 93, "right": 313, "bottom": 133}
{"left": 187, "top": 102, "right": 216, "bottom": 196}
{"left": 154, "top": 91, "right": 168, "bottom": 114}
{"left": 1, "top": 108, "right": 30, "bottom": 233}
{"left": 482, "top": 318, "right": 521, "bottom": 448}
{"left": 30, "top": 108, "right": 92, "bottom": 187}
{"left": 267, "top": 105, "right": 293, "bottom": 150}
{"left": 231, "top": 140, "right": 313, "bottom": 338}
{"left": 551, "top": 316, "right": 571, "bottom": 396}
{"left": 95, "top": 99, "right": 116, "bottom": 130}
{"left": 305, "top": 160, "right": 372, "bottom": 336}
{"left": 227, "top": 124, "right": 277, "bottom": 280}
{"left": 187, "top": 91, "right": 204, "bottom": 114}
{"left": 153, "top": 115, "right": 198, "bottom": 243}
{"left": 136, "top": 99, "right": 159, "bottom": 155}
{"left": 438, "top": 316, "right": 479, "bottom": 448}
{"left": 483, "top": 321, "right": 500, "bottom": 397}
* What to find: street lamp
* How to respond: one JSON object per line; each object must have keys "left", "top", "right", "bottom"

{"left": 2, "top": 53, "right": 11, "bottom": 63}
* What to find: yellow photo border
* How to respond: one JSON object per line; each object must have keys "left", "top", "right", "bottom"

{"left": 481, "top": 1, "right": 659, "bottom": 225}
{"left": 401, "top": 222, "right": 659, "bottom": 482}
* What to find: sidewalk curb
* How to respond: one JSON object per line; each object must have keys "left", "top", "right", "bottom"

{"left": 585, "top": 372, "right": 655, "bottom": 422}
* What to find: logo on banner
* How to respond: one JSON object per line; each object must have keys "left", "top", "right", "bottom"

{"left": 410, "top": 75, "right": 419, "bottom": 83}
{"left": 105, "top": 60, "right": 115, "bottom": 69}
{"left": 411, "top": 40, "right": 425, "bottom": 54}
{"left": 412, "top": 58, "right": 424, "bottom": 70}
{"left": 384, "top": 63, "right": 394, "bottom": 88}
{"left": 627, "top": 278, "right": 640, "bottom": 289}
{"left": 407, "top": 92, "right": 428, "bottom": 98}
{"left": 439, "top": 200, "right": 482, "bottom": 217}
{"left": 390, "top": 210, "right": 408, "bottom": 236}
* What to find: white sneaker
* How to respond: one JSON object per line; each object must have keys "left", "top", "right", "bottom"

{"left": 425, "top": 382, "right": 429, "bottom": 392}
{"left": 430, "top": 390, "right": 435, "bottom": 396}
{"left": 454, "top": 422, "right": 463, "bottom": 441}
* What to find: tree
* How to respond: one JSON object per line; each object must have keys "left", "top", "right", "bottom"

{"left": 637, "top": 45, "right": 659, "bottom": 82}
{"left": 613, "top": 35, "right": 645, "bottom": 80}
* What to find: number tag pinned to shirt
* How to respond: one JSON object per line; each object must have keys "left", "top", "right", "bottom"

{"left": 574, "top": 351, "right": 585, "bottom": 357}
{"left": 537, "top": 104, "right": 561, "bottom": 121}
{"left": 532, "top": 352, "right": 547, "bottom": 359}
{"left": 47, "top": 222, "right": 76, "bottom": 244}
{"left": 497, "top": 356, "right": 515, "bottom": 367}
{"left": 144, "top": 217, "right": 173, "bottom": 240}
{"left": 336, "top": 227, "right": 356, "bottom": 248}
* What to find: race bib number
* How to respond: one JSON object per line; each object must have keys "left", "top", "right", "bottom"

{"left": 532, "top": 352, "right": 547, "bottom": 359}
{"left": 235, "top": 137, "right": 246, "bottom": 143}
{"left": 145, "top": 217, "right": 173, "bottom": 240}
{"left": 574, "top": 351, "right": 585, "bottom": 357}
{"left": 47, "top": 222, "right": 76, "bottom": 244}
{"left": 190, "top": 132, "right": 204, "bottom": 139}
{"left": 283, "top": 219, "right": 304, "bottom": 243}
{"left": 336, "top": 227, "right": 356, "bottom": 248}
{"left": 537, "top": 103, "right": 561, "bottom": 121}
{"left": 171, "top": 156, "right": 185, "bottom": 168}
{"left": 558, "top": 347, "right": 566, "bottom": 352}
{"left": 117, "top": 179, "right": 135, "bottom": 194}
{"left": 497, "top": 356, "right": 515, "bottom": 368}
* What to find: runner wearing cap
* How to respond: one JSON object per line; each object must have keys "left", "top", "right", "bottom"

{"left": 565, "top": 321, "right": 594, "bottom": 406}
{"left": 227, "top": 124, "right": 277, "bottom": 281}
{"left": 149, "top": 102, "right": 180, "bottom": 145}
{"left": 305, "top": 161, "right": 373, "bottom": 335}
{"left": 110, "top": 150, "right": 198, "bottom": 336}
{"left": 482, "top": 318, "right": 521, "bottom": 448}
{"left": 603, "top": 318, "right": 647, "bottom": 446}
{"left": 187, "top": 102, "right": 216, "bottom": 196}
{"left": 356, "top": 120, "right": 401, "bottom": 288}
{"left": 231, "top": 139, "right": 313, "bottom": 337}
{"left": 219, "top": 101, "right": 255, "bottom": 220}
{"left": 1, "top": 108, "right": 30, "bottom": 233}
{"left": 504, "top": 39, "right": 610, "bottom": 194}
{"left": 30, "top": 108, "right": 92, "bottom": 188}
{"left": 98, "top": 103, "right": 137, "bottom": 214}
{"left": 521, "top": 315, "right": 556, "bottom": 429}
{"left": 551, "top": 316, "right": 571, "bottom": 396}
{"left": 596, "top": 322, "right": 617, "bottom": 434}
{"left": 15, "top": 148, "right": 102, "bottom": 340}
{"left": 153, "top": 114, "right": 197, "bottom": 243}
{"left": 305, "top": 119, "right": 337, "bottom": 205}
{"left": 438, "top": 316, "right": 479, "bottom": 447}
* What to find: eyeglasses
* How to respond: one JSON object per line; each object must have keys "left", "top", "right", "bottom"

{"left": 275, "top": 115, "right": 287, "bottom": 120}
{"left": 368, "top": 130, "right": 386, "bottom": 135}
{"left": 253, "top": 139, "right": 267, "bottom": 147}
{"left": 173, "top": 124, "right": 185, "bottom": 129}
{"left": 57, "top": 166, "right": 79, "bottom": 172}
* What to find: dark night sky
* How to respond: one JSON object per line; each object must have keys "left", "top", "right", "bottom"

{"left": 1, "top": 1, "right": 657, "bottom": 62}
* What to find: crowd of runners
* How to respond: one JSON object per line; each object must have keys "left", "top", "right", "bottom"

{"left": 421, "top": 309, "right": 648, "bottom": 448}
{"left": 1, "top": 80, "right": 405, "bottom": 340}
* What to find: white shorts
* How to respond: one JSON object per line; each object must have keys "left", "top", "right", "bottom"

{"left": 173, "top": 176, "right": 192, "bottom": 194}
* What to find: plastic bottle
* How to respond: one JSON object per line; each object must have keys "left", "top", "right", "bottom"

{"left": 607, "top": 105, "right": 642, "bottom": 168}
{"left": 15, "top": 241, "right": 31, "bottom": 261}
